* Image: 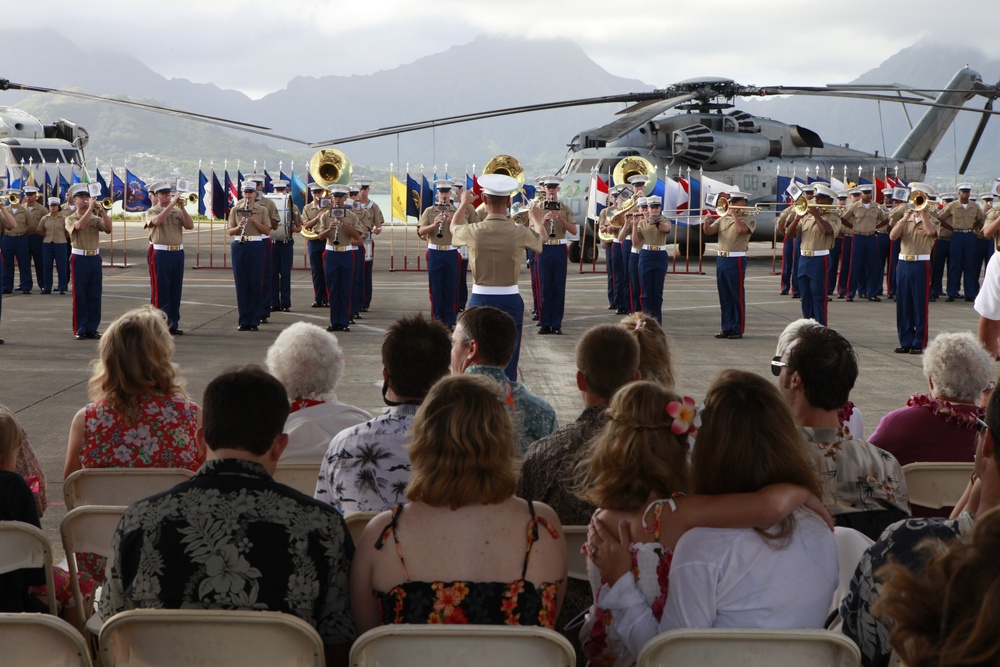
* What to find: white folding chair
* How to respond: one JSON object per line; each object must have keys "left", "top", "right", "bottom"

{"left": 60, "top": 505, "right": 127, "bottom": 631}
{"left": 99, "top": 609, "right": 324, "bottom": 667}
{"left": 901, "top": 462, "right": 974, "bottom": 509}
{"left": 562, "top": 525, "right": 589, "bottom": 582}
{"left": 273, "top": 461, "right": 323, "bottom": 496}
{"left": 637, "top": 628, "right": 861, "bottom": 667}
{"left": 0, "top": 612, "right": 93, "bottom": 667}
{"left": 0, "top": 521, "right": 57, "bottom": 614}
{"left": 63, "top": 468, "right": 194, "bottom": 511}
{"left": 350, "top": 624, "right": 576, "bottom": 667}
{"left": 344, "top": 510, "right": 381, "bottom": 547}
{"left": 830, "top": 526, "right": 874, "bottom": 616}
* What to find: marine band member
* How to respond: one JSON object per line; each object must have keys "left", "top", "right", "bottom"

{"left": 841, "top": 184, "right": 889, "bottom": 302}
{"left": 65, "top": 183, "right": 113, "bottom": 340}
{"left": 417, "top": 179, "right": 461, "bottom": 327}
{"left": 227, "top": 181, "right": 271, "bottom": 331}
{"left": 38, "top": 197, "right": 69, "bottom": 295}
{"left": 268, "top": 180, "right": 302, "bottom": 313}
{"left": 531, "top": 176, "right": 577, "bottom": 335}
{"left": 316, "top": 185, "right": 361, "bottom": 332}
{"left": 143, "top": 181, "right": 194, "bottom": 335}
{"left": 634, "top": 195, "right": 671, "bottom": 324}
{"left": 302, "top": 182, "right": 330, "bottom": 308}
{"left": 939, "top": 183, "right": 984, "bottom": 301}
{"left": 355, "top": 178, "right": 383, "bottom": 312}
{"left": 786, "top": 184, "right": 840, "bottom": 325}
{"left": 890, "top": 186, "right": 937, "bottom": 354}
{"left": 704, "top": 190, "right": 755, "bottom": 338}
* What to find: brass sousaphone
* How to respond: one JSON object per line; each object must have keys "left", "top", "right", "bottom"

{"left": 608, "top": 156, "right": 656, "bottom": 230}
{"left": 482, "top": 154, "right": 529, "bottom": 223}
{"left": 301, "top": 148, "right": 353, "bottom": 240}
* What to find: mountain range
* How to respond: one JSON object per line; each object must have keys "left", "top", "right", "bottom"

{"left": 1, "top": 31, "right": 999, "bottom": 189}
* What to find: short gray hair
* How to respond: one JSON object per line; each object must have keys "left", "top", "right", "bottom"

{"left": 264, "top": 322, "right": 345, "bottom": 401}
{"left": 775, "top": 318, "right": 822, "bottom": 357}
{"left": 923, "top": 332, "right": 994, "bottom": 403}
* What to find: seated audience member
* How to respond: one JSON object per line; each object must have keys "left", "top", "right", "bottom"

{"left": 869, "top": 331, "right": 991, "bottom": 515}
{"left": 619, "top": 313, "right": 676, "bottom": 388}
{"left": 265, "top": 321, "right": 372, "bottom": 462}
{"left": 63, "top": 305, "right": 202, "bottom": 580}
{"left": 315, "top": 314, "right": 451, "bottom": 513}
{"left": 584, "top": 378, "right": 835, "bottom": 664}
{"left": 0, "top": 409, "right": 91, "bottom": 617}
{"left": 776, "top": 318, "right": 865, "bottom": 437}
{"left": 778, "top": 324, "right": 911, "bottom": 540}
{"left": 841, "top": 384, "right": 1000, "bottom": 667}
{"left": 874, "top": 506, "right": 1000, "bottom": 667}
{"left": 451, "top": 306, "right": 557, "bottom": 454}
{"left": 350, "top": 374, "right": 568, "bottom": 633}
{"left": 519, "top": 324, "right": 641, "bottom": 660}
{"left": 100, "top": 366, "right": 355, "bottom": 666}
{"left": 2, "top": 401, "right": 46, "bottom": 517}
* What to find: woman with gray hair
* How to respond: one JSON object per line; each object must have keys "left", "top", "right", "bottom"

{"left": 869, "top": 331, "right": 993, "bottom": 515}
{"left": 264, "top": 321, "right": 372, "bottom": 462}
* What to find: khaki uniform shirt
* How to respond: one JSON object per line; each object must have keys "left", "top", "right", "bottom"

{"left": 716, "top": 213, "right": 756, "bottom": 253}
{"left": 419, "top": 203, "right": 457, "bottom": 246}
{"left": 315, "top": 209, "right": 360, "bottom": 245}
{"left": 452, "top": 213, "right": 543, "bottom": 286}
{"left": 5, "top": 207, "right": 28, "bottom": 235}
{"left": 39, "top": 213, "right": 68, "bottom": 244}
{"left": 66, "top": 210, "right": 107, "bottom": 251}
{"left": 143, "top": 205, "right": 187, "bottom": 246}
{"left": 777, "top": 206, "right": 799, "bottom": 239}
{"left": 22, "top": 204, "right": 44, "bottom": 233}
{"left": 889, "top": 203, "right": 908, "bottom": 227}
{"left": 898, "top": 214, "right": 938, "bottom": 257}
{"left": 938, "top": 201, "right": 983, "bottom": 232}
{"left": 799, "top": 212, "right": 841, "bottom": 252}
{"left": 227, "top": 199, "right": 270, "bottom": 236}
{"left": 985, "top": 208, "right": 1000, "bottom": 249}
{"left": 475, "top": 203, "right": 488, "bottom": 222}
{"left": 841, "top": 201, "right": 888, "bottom": 235}
{"left": 360, "top": 201, "right": 384, "bottom": 229}
{"left": 637, "top": 215, "right": 671, "bottom": 247}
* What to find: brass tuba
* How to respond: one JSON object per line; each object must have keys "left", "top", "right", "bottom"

{"left": 303, "top": 149, "right": 353, "bottom": 240}
{"left": 482, "top": 154, "right": 526, "bottom": 193}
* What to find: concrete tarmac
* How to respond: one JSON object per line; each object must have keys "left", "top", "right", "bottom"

{"left": 0, "top": 223, "right": 988, "bottom": 554}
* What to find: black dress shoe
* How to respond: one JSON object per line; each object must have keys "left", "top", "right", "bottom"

{"left": 311, "top": 301, "right": 323, "bottom": 308}
{"left": 75, "top": 333, "right": 87, "bottom": 340}
{"left": 615, "top": 308, "right": 628, "bottom": 315}
{"left": 271, "top": 305, "right": 280, "bottom": 312}
{"left": 354, "top": 313, "right": 363, "bottom": 320}
{"left": 780, "top": 290, "right": 789, "bottom": 296}
{"left": 260, "top": 317, "right": 269, "bottom": 324}
{"left": 792, "top": 293, "right": 801, "bottom": 299}
{"left": 327, "top": 325, "right": 338, "bottom": 332}
{"left": 362, "top": 307, "right": 369, "bottom": 312}
{"left": 868, "top": 296, "right": 881, "bottom": 302}
{"left": 909, "top": 348, "right": 923, "bottom": 355}
{"left": 607, "top": 305, "right": 616, "bottom": 310}
{"left": 281, "top": 307, "right": 291, "bottom": 312}
{"left": 946, "top": 296, "right": 955, "bottom": 302}
{"left": 930, "top": 295, "right": 938, "bottom": 302}
{"left": 888, "top": 295, "right": 895, "bottom": 300}
{"left": 249, "top": 325, "right": 259, "bottom": 331}
{"left": 531, "top": 313, "right": 539, "bottom": 321}
{"left": 837, "top": 294, "right": 845, "bottom": 299}
{"left": 40, "top": 289, "right": 51, "bottom": 294}
{"left": 0, "top": 338, "right": 4, "bottom": 344}
{"left": 58, "top": 290, "right": 66, "bottom": 295}
{"left": 714, "top": 331, "right": 730, "bottom": 339}
{"left": 726, "top": 332, "right": 743, "bottom": 339}
{"left": 538, "top": 326, "right": 554, "bottom": 335}
{"left": 894, "top": 346, "right": 911, "bottom": 354}
{"left": 553, "top": 328, "right": 563, "bottom": 335}
{"left": 965, "top": 297, "right": 975, "bottom": 302}
{"left": 87, "top": 332, "right": 101, "bottom": 339}
{"left": 169, "top": 329, "right": 184, "bottom": 336}
{"left": 846, "top": 296, "right": 854, "bottom": 302}
{"left": 237, "top": 325, "right": 251, "bottom": 331}
{"left": 1, "top": 290, "right": 11, "bottom": 295}
{"left": 21, "top": 290, "right": 31, "bottom": 295}
{"left": 340, "top": 326, "right": 350, "bottom": 332}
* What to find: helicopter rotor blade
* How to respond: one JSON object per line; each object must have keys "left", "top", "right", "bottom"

{"left": 584, "top": 94, "right": 697, "bottom": 144}
{"left": 959, "top": 98, "right": 995, "bottom": 175}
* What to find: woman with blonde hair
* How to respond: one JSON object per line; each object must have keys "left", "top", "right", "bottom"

{"left": 583, "top": 377, "right": 834, "bottom": 665}
{"left": 350, "top": 374, "right": 567, "bottom": 633}
{"left": 619, "top": 312, "right": 676, "bottom": 388}
{"left": 63, "top": 306, "right": 202, "bottom": 577}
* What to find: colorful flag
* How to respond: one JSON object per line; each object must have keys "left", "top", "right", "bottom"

{"left": 96, "top": 169, "right": 110, "bottom": 199}
{"left": 212, "top": 172, "right": 226, "bottom": 220}
{"left": 225, "top": 171, "right": 237, "bottom": 214}
{"left": 198, "top": 170, "right": 209, "bottom": 217}
{"left": 264, "top": 170, "right": 273, "bottom": 193}
{"left": 421, "top": 176, "right": 434, "bottom": 214}
{"left": 124, "top": 169, "right": 151, "bottom": 212}
{"left": 586, "top": 172, "right": 609, "bottom": 222}
{"left": 289, "top": 172, "right": 308, "bottom": 211}
{"left": 44, "top": 171, "right": 52, "bottom": 200}
{"left": 237, "top": 170, "right": 245, "bottom": 190}
{"left": 405, "top": 174, "right": 421, "bottom": 218}
{"left": 391, "top": 174, "right": 407, "bottom": 222}
{"left": 111, "top": 172, "right": 125, "bottom": 204}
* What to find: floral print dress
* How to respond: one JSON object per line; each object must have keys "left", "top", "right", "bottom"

{"left": 373, "top": 501, "right": 562, "bottom": 628}
{"left": 581, "top": 499, "right": 675, "bottom": 667}
{"left": 76, "top": 393, "right": 202, "bottom": 579}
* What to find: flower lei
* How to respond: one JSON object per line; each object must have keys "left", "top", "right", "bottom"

{"left": 666, "top": 396, "right": 701, "bottom": 436}
{"left": 906, "top": 393, "right": 980, "bottom": 430}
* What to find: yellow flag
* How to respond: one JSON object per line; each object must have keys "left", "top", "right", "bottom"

{"left": 391, "top": 174, "right": 407, "bottom": 222}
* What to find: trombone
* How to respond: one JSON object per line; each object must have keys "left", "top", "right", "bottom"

{"left": 792, "top": 195, "right": 841, "bottom": 216}
{"left": 907, "top": 190, "right": 930, "bottom": 212}
{"left": 715, "top": 200, "right": 761, "bottom": 216}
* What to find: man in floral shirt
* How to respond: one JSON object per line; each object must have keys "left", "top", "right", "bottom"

{"left": 777, "top": 324, "right": 910, "bottom": 540}
{"left": 101, "top": 367, "right": 355, "bottom": 666}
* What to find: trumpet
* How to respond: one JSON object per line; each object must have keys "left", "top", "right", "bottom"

{"left": 907, "top": 190, "right": 930, "bottom": 212}
{"left": 177, "top": 193, "right": 198, "bottom": 205}
{"left": 99, "top": 197, "right": 114, "bottom": 210}
{"left": 7, "top": 192, "right": 20, "bottom": 205}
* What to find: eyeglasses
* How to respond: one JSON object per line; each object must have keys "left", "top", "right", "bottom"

{"left": 977, "top": 418, "right": 991, "bottom": 436}
{"left": 770, "top": 355, "right": 791, "bottom": 377}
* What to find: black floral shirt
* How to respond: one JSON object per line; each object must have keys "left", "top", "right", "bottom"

{"left": 100, "top": 459, "right": 356, "bottom": 645}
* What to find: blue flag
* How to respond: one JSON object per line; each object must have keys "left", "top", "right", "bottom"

{"left": 111, "top": 172, "right": 126, "bottom": 205}
{"left": 237, "top": 170, "right": 245, "bottom": 190}
{"left": 59, "top": 172, "right": 72, "bottom": 201}
{"left": 421, "top": 176, "right": 434, "bottom": 214}
{"left": 198, "top": 171, "right": 208, "bottom": 217}
{"left": 44, "top": 171, "right": 52, "bottom": 200}
{"left": 289, "top": 172, "right": 307, "bottom": 212}
{"left": 72, "top": 171, "right": 80, "bottom": 184}
{"left": 264, "top": 170, "right": 273, "bottom": 194}
{"left": 96, "top": 169, "right": 110, "bottom": 199}
{"left": 212, "top": 172, "right": 226, "bottom": 220}
{"left": 405, "top": 174, "right": 421, "bottom": 218}
{"left": 124, "top": 169, "right": 151, "bottom": 212}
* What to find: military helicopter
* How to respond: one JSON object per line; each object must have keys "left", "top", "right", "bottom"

{"left": 311, "top": 66, "right": 1000, "bottom": 260}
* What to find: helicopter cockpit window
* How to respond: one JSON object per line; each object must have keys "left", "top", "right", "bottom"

{"left": 9, "top": 148, "right": 43, "bottom": 165}
{"left": 576, "top": 159, "right": 599, "bottom": 172}
{"left": 39, "top": 148, "right": 64, "bottom": 163}
{"left": 61, "top": 149, "right": 82, "bottom": 166}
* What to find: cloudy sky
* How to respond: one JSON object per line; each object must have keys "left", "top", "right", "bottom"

{"left": 43, "top": 0, "right": 1000, "bottom": 99}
